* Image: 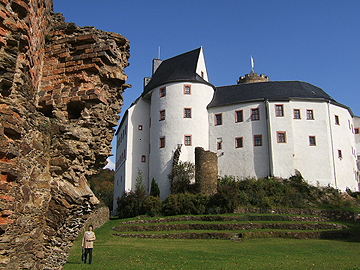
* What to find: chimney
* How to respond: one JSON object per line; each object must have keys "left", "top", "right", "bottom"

{"left": 144, "top": 77, "right": 151, "bottom": 87}
{"left": 152, "top": 58, "right": 162, "bottom": 74}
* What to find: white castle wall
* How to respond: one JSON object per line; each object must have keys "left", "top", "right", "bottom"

{"left": 113, "top": 113, "right": 128, "bottom": 210}
{"left": 149, "top": 82, "right": 214, "bottom": 200}
{"left": 208, "top": 101, "right": 270, "bottom": 178}
{"left": 266, "top": 101, "right": 295, "bottom": 178}
{"left": 113, "top": 98, "right": 150, "bottom": 210}
{"left": 354, "top": 116, "right": 360, "bottom": 156}
{"left": 327, "top": 103, "right": 358, "bottom": 191}
{"left": 208, "top": 99, "right": 359, "bottom": 191}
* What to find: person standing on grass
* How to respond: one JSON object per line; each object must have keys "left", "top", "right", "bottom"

{"left": 82, "top": 225, "right": 96, "bottom": 264}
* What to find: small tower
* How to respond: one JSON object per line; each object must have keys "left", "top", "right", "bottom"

{"left": 237, "top": 72, "right": 269, "bottom": 84}
{"left": 237, "top": 56, "right": 269, "bottom": 84}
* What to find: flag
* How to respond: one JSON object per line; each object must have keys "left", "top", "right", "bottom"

{"left": 251, "top": 55, "right": 254, "bottom": 70}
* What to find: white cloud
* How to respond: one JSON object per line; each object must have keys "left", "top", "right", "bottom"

{"left": 103, "top": 157, "right": 115, "bottom": 170}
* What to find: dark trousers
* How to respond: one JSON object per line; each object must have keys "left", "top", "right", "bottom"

{"left": 84, "top": 248, "right": 93, "bottom": 264}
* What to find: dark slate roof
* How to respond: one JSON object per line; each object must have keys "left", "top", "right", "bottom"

{"left": 143, "top": 47, "right": 211, "bottom": 95}
{"left": 208, "top": 81, "right": 337, "bottom": 108}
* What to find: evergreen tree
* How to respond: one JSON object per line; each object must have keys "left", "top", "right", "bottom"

{"left": 150, "top": 178, "right": 160, "bottom": 197}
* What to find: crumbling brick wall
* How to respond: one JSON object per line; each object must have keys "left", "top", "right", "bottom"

{"left": 0, "top": 1, "right": 129, "bottom": 269}
{"left": 195, "top": 147, "right": 218, "bottom": 196}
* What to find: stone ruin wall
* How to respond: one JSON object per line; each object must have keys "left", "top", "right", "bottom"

{"left": 0, "top": 0, "right": 130, "bottom": 269}
{"left": 195, "top": 147, "right": 217, "bottom": 196}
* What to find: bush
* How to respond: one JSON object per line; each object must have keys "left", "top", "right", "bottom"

{"left": 163, "top": 193, "right": 209, "bottom": 216}
{"left": 168, "top": 161, "right": 195, "bottom": 194}
{"left": 143, "top": 195, "right": 162, "bottom": 216}
{"left": 210, "top": 182, "right": 242, "bottom": 212}
{"left": 117, "top": 190, "right": 146, "bottom": 219}
{"left": 163, "top": 194, "right": 181, "bottom": 216}
{"left": 116, "top": 168, "right": 147, "bottom": 218}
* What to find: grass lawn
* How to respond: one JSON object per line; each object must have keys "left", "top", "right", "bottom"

{"left": 64, "top": 217, "right": 360, "bottom": 270}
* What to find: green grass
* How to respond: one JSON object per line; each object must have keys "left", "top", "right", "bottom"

{"left": 64, "top": 216, "right": 360, "bottom": 270}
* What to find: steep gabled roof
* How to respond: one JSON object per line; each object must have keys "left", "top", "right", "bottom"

{"left": 208, "top": 81, "right": 337, "bottom": 108}
{"left": 143, "top": 47, "right": 210, "bottom": 95}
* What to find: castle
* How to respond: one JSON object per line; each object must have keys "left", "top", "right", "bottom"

{"left": 114, "top": 47, "right": 360, "bottom": 206}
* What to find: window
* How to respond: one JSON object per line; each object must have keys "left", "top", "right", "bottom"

{"left": 277, "top": 131, "right": 286, "bottom": 143}
{"left": 159, "top": 137, "right": 165, "bottom": 148}
{"left": 235, "top": 137, "right": 243, "bottom": 148}
{"left": 159, "top": 87, "right": 166, "bottom": 97}
{"left": 235, "top": 110, "right": 243, "bottom": 123}
{"left": 293, "top": 109, "right": 301, "bottom": 119}
{"left": 159, "top": 110, "right": 165, "bottom": 121}
{"left": 335, "top": 115, "right": 339, "bottom": 125}
{"left": 307, "top": 109, "right": 314, "bottom": 120}
{"left": 338, "top": 150, "right": 342, "bottom": 159}
{"left": 251, "top": 108, "right": 260, "bottom": 121}
{"left": 275, "top": 104, "right": 284, "bottom": 117}
{"left": 184, "top": 135, "right": 192, "bottom": 146}
{"left": 355, "top": 128, "right": 359, "bottom": 134}
{"left": 309, "top": 136, "right": 316, "bottom": 146}
{"left": 138, "top": 125, "right": 143, "bottom": 130}
{"left": 201, "top": 71, "right": 204, "bottom": 78}
{"left": 184, "top": 85, "right": 191, "bottom": 95}
{"left": 184, "top": 108, "right": 192, "bottom": 118}
{"left": 215, "top": 113, "right": 222, "bottom": 126}
{"left": 141, "top": 155, "right": 146, "bottom": 162}
{"left": 254, "top": 135, "right": 262, "bottom": 146}
{"left": 217, "top": 138, "right": 222, "bottom": 150}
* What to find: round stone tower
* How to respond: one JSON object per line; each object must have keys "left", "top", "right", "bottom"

{"left": 237, "top": 70, "right": 269, "bottom": 84}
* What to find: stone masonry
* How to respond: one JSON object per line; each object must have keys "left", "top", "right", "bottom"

{"left": 0, "top": 1, "right": 129, "bottom": 269}
{"left": 195, "top": 147, "right": 217, "bottom": 195}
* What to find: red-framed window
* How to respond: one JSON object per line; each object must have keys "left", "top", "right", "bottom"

{"left": 159, "top": 137, "right": 165, "bottom": 148}
{"left": 215, "top": 113, "right": 222, "bottom": 126}
{"left": 235, "top": 110, "right": 243, "bottom": 123}
{"left": 254, "top": 135, "right": 262, "bottom": 146}
{"left": 184, "top": 135, "right": 192, "bottom": 146}
{"left": 184, "top": 108, "right": 192, "bottom": 118}
{"left": 275, "top": 104, "right": 284, "bottom": 117}
{"left": 277, "top": 131, "right": 286, "bottom": 143}
{"left": 251, "top": 108, "right": 260, "bottom": 121}
{"left": 159, "top": 110, "right": 165, "bottom": 121}
{"left": 184, "top": 85, "right": 191, "bottom": 95}
{"left": 235, "top": 137, "right": 243, "bottom": 148}
{"left": 159, "top": 87, "right": 166, "bottom": 98}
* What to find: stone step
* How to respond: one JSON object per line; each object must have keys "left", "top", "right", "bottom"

{"left": 113, "top": 222, "right": 346, "bottom": 232}
{"left": 113, "top": 230, "right": 355, "bottom": 240}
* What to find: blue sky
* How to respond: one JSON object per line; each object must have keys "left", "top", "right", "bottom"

{"left": 53, "top": 0, "right": 360, "bottom": 170}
